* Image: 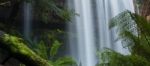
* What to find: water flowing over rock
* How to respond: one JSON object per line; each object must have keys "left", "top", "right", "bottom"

{"left": 67, "top": 0, "right": 135, "bottom": 66}
{"left": 23, "top": 2, "right": 32, "bottom": 40}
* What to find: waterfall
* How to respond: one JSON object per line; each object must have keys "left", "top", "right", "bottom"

{"left": 96, "top": 0, "right": 135, "bottom": 54}
{"left": 23, "top": 2, "right": 32, "bottom": 40}
{"left": 68, "top": 0, "right": 134, "bottom": 66}
{"left": 68, "top": 0, "right": 96, "bottom": 66}
{"left": 69, "top": 0, "right": 96, "bottom": 66}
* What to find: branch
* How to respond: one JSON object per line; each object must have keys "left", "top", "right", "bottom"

{"left": 0, "top": 1, "right": 11, "bottom": 6}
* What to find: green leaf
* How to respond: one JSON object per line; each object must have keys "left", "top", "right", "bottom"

{"left": 50, "top": 40, "right": 61, "bottom": 57}
{"left": 54, "top": 56, "right": 77, "bottom": 66}
{"left": 34, "top": 40, "right": 48, "bottom": 59}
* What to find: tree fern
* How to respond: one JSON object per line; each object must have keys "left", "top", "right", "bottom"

{"left": 97, "top": 49, "right": 150, "bottom": 66}
{"left": 99, "top": 10, "right": 150, "bottom": 66}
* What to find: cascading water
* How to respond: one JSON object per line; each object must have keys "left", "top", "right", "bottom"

{"left": 67, "top": 0, "right": 135, "bottom": 66}
{"left": 23, "top": 2, "right": 32, "bottom": 40}
{"left": 67, "top": 0, "right": 96, "bottom": 66}
{"left": 96, "top": 0, "right": 135, "bottom": 54}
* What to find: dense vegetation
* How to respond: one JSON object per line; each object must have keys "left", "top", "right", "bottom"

{"left": 0, "top": 0, "right": 150, "bottom": 66}
{"left": 98, "top": 11, "right": 150, "bottom": 66}
{"left": 0, "top": 0, "right": 76, "bottom": 66}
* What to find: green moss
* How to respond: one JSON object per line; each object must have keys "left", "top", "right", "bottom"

{"left": 0, "top": 34, "right": 53, "bottom": 66}
{"left": 2, "top": 34, "right": 33, "bottom": 54}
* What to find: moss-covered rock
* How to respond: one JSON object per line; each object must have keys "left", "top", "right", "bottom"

{"left": 0, "top": 31, "right": 53, "bottom": 66}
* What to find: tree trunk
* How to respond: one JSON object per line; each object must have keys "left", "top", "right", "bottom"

{"left": 0, "top": 31, "right": 53, "bottom": 66}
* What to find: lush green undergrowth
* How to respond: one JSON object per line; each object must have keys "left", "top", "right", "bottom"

{"left": 98, "top": 11, "right": 150, "bottom": 66}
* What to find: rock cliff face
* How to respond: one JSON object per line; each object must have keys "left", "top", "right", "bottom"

{"left": 139, "top": 0, "right": 150, "bottom": 17}
{"left": 147, "top": 15, "right": 150, "bottom": 21}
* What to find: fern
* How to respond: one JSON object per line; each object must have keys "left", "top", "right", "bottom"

{"left": 99, "top": 11, "right": 150, "bottom": 66}
{"left": 50, "top": 40, "right": 61, "bottom": 58}
{"left": 53, "top": 56, "right": 77, "bottom": 66}
{"left": 97, "top": 49, "right": 150, "bottom": 66}
{"left": 34, "top": 40, "right": 48, "bottom": 59}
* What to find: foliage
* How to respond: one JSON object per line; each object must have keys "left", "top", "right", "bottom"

{"left": 0, "top": 0, "right": 75, "bottom": 66}
{"left": 0, "top": 0, "right": 74, "bottom": 35}
{"left": 24, "top": 29, "right": 77, "bottom": 66}
{"left": 26, "top": 0, "right": 74, "bottom": 23}
{"left": 0, "top": 33, "right": 52, "bottom": 66}
{"left": 53, "top": 56, "right": 77, "bottom": 66}
{"left": 31, "top": 39, "right": 76, "bottom": 66}
{"left": 97, "top": 49, "right": 150, "bottom": 66}
{"left": 0, "top": 30, "right": 76, "bottom": 66}
{"left": 135, "top": 0, "right": 143, "bottom": 7}
{"left": 98, "top": 11, "right": 150, "bottom": 66}
{"left": 50, "top": 40, "right": 61, "bottom": 58}
{"left": 34, "top": 40, "right": 48, "bottom": 59}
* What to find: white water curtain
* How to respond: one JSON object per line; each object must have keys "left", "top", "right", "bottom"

{"left": 67, "top": 0, "right": 135, "bottom": 66}
{"left": 96, "top": 0, "right": 134, "bottom": 53}
{"left": 23, "top": 2, "right": 32, "bottom": 39}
